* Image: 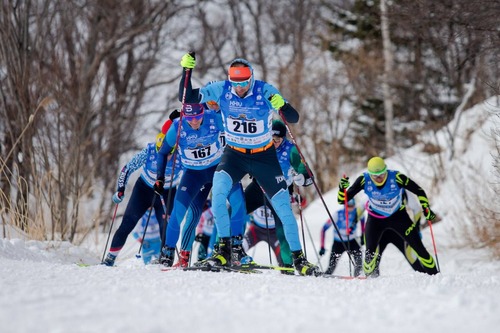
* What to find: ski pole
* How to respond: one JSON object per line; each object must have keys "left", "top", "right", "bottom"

{"left": 295, "top": 187, "right": 324, "bottom": 271}
{"left": 136, "top": 194, "right": 157, "bottom": 258}
{"left": 262, "top": 194, "right": 274, "bottom": 265}
{"left": 344, "top": 174, "right": 352, "bottom": 276}
{"left": 294, "top": 191, "right": 308, "bottom": 257}
{"left": 101, "top": 203, "right": 119, "bottom": 262}
{"left": 427, "top": 219, "right": 441, "bottom": 272}
{"left": 278, "top": 110, "right": 356, "bottom": 267}
{"left": 158, "top": 51, "right": 194, "bottom": 250}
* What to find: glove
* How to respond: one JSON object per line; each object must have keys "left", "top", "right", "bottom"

{"left": 293, "top": 174, "right": 313, "bottom": 187}
{"left": 293, "top": 174, "right": 305, "bottom": 186}
{"left": 153, "top": 177, "right": 165, "bottom": 195}
{"left": 424, "top": 207, "right": 436, "bottom": 221}
{"left": 169, "top": 109, "right": 180, "bottom": 120}
{"left": 112, "top": 190, "right": 125, "bottom": 204}
{"left": 269, "top": 94, "right": 285, "bottom": 110}
{"left": 319, "top": 247, "right": 326, "bottom": 256}
{"left": 156, "top": 132, "right": 165, "bottom": 152}
{"left": 337, "top": 176, "right": 348, "bottom": 204}
{"left": 339, "top": 176, "right": 350, "bottom": 190}
{"left": 180, "top": 53, "right": 196, "bottom": 69}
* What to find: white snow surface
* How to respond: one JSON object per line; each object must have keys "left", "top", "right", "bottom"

{"left": 1, "top": 98, "right": 500, "bottom": 333}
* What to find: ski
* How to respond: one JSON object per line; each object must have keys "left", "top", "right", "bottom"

{"left": 239, "top": 263, "right": 295, "bottom": 273}
{"left": 160, "top": 265, "right": 262, "bottom": 274}
{"left": 75, "top": 263, "right": 92, "bottom": 267}
{"left": 322, "top": 274, "right": 367, "bottom": 280}
{"left": 223, "top": 265, "right": 263, "bottom": 274}
{"left": 75, "top": 262, "right": 104, "bottom": 267}
{"left": 183, "top": 265, "right": 261, "bottom": 274}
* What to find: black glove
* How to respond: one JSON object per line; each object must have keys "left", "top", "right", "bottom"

{"left": 319, "top": 247, "right": 326, "bottom": 256}
{"left": 337, "top": 176, "right": 349, "bottom": 204}
{"left": 153, "top": 177, "right": 165, "bottom": 195}
{"left": 169, "top": 109, "right": 180, "bottom": 121}
{"left": 424, "top": 207, "right": 436, "bottom": 221}
{"left": 339, "top": 176, "right": 350, "bottom": 190}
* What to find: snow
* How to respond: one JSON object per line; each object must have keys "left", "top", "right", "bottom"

{"left": 1, "top": 98, "right": 500, "bottom": 333}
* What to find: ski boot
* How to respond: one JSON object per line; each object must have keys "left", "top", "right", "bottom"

{"left": 231, "top": 235, "right": 255, "bottom": 266}
{"left": 101, "top": 253, "right": 117, "bottom": 267}
{"left": 172, "top": 250, "right": 190, "bottom": 268}
{"left": 159, "top": 246, "right": 175, "bottom": 267}
{"left": 292, "top": 250, "right": 321, "bottom": 276}
{"left": 194, "top": 237, "right": 231, "bottom": 268}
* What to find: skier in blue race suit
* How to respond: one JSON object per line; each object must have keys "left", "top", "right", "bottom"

{"left": 132, "top": 208, "right": 162, "bottom": 264}
{"left": 102, "top": 113, "right": 183, "bottom": 266}
{"left": 319, "top": 198, "right": 365, "bottom": 276}
{"left": 338, "top": 156, "right": 439, "bottom": 277}
{"left": 155, "top": 102, "right": 246, "bottom": 268}
{"left": 177, "top": 53, "right": 319, "bottom": 275}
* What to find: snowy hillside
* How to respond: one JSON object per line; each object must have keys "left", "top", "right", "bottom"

{"left": 1, "top": 98, "right": 499, "bottom": 333}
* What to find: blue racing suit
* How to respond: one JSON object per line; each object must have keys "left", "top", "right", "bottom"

{"left": 157, "top": 109, "right": 246, "bottom": 250}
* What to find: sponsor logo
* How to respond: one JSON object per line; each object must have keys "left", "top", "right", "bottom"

{"left": 230, "top": 100, "right": 242, "bottom": 107}
{"left": 405, "top": 221, "right": 418, "bottom": 236}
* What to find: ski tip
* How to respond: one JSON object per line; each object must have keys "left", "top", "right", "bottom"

{"left": 75, "top": 263, "right": 92, "bottom": 267}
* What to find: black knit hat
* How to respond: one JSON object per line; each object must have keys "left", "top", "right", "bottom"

{"left": 272, "top": 120, "right": 286, "bottom": 137}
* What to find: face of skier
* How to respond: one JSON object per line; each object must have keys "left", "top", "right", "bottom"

{"left": 228, "top": 64, "right": 252, "bottom": 98}
{"left": 185, "top": 113, "right": 204, "bottom": 130}
{"left": 272, "top": 135, "right": 283, "bottom": 148}
{"left": 370, "top": 172, "right": 388, "bottom": 186}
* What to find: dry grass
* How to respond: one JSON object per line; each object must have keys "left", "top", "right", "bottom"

{"left": 448, "top": 164, "right": 500, "bottom": 260}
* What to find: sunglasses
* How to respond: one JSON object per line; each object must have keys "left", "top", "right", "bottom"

{"left": 230, "top": 78, "right": 251, "bottom": 88}
{"left": 184, "top": 113, "right": 204, "bottom": 121}
{"left": 369, "top": 172, "right": 387, "bottom": 178}
{"left": 272, "top": 136, "right": 283, "bottom": 143}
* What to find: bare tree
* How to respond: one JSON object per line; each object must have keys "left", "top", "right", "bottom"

{"left": 380, "top": 0, "right": 394, "bottom": 155}
{"left": 0, "top": 0, "right": 182, "bottom": 241}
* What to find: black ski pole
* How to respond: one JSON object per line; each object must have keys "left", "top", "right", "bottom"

{"left": 262, "top": 194, "right": 274, "bottom": 265}
{"left": 278, "top": 110, "right": 356, "bottom": 267}
{"left": 136, "top": 194, "right": 157, "bottom": 258}
{"left": 101, "top": 204, "right": 119, "bottom": 262}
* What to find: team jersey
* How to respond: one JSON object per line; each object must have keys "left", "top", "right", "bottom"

{"left": 321, "top": 206, "right": 365, "bottom": 242}
{"left": 116, "top": 142, "right": 183, "bottom": 190}
{"left": 198, "top": 80, "right": 280, "bottom": 148}
{"left": 363, "top": 170, "right": 404, "bottom": 217}
{"left": 161, "top": 109, "right": 225, "bottom": 170}
{"left": 251, "top": 205, "right": 276, "bottom": 229}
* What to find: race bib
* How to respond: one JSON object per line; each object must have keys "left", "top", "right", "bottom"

{"left": 227, "top": 118, "right": 265, "bottom": 135}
